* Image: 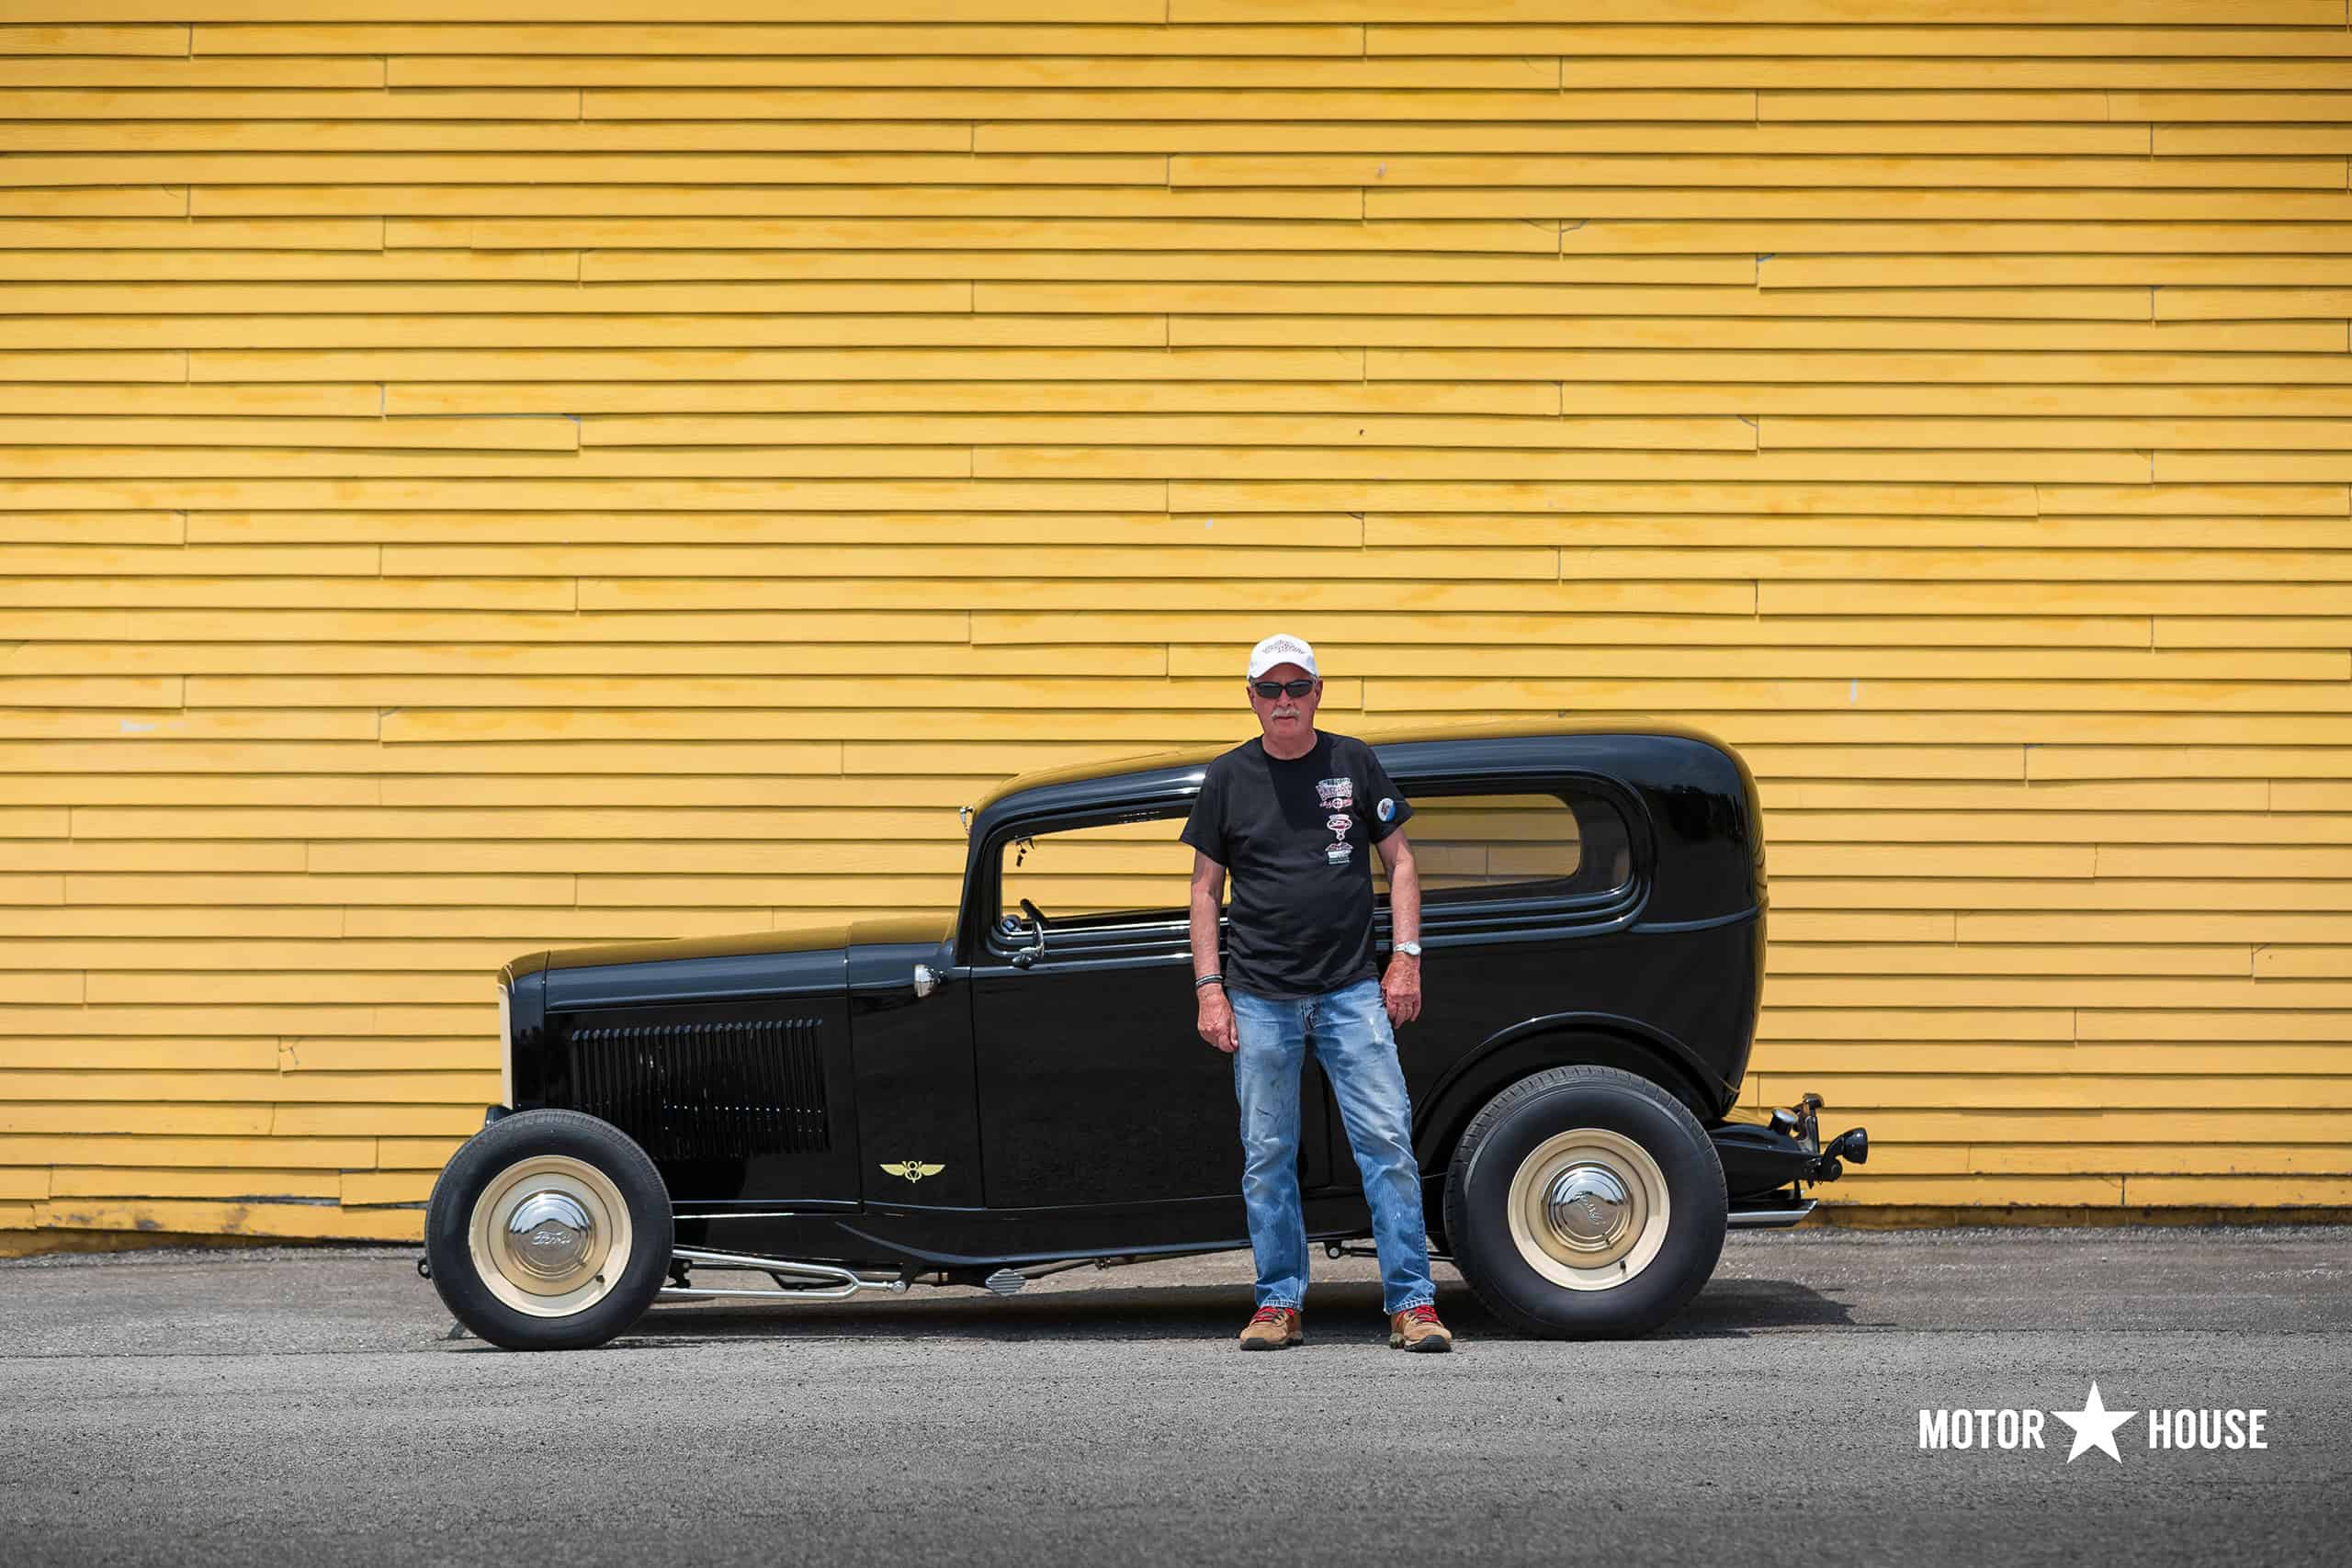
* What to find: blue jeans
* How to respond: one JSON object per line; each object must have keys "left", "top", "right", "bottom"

{"left": 1228, "top": 975, "right": 1437, "bottom": 1316}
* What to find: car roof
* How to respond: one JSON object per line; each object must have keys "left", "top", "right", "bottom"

{"left": 967, "top": 716, "right": 1728, "bottom": 818}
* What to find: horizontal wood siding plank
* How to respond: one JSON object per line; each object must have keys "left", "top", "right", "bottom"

{"left": 193, "top": 25, "right": 1366, "bottom": 57}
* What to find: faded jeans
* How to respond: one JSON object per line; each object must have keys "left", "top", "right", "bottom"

{"left": 1228, "top": 975, "right": 1437, "bottom": 1316}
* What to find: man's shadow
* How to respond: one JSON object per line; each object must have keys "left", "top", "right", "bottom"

{"left": 458, "top": 1272, "right": 1860, "bottom": 1350}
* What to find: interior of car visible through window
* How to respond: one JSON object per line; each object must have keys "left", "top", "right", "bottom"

{"left": 988, "top": 780, "right": 1635, "bottom": 954}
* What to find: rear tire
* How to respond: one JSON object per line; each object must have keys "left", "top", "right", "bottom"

{"left": 1442, "top": 1065, "right": 1725, "bottom": 1338}
{"left": 424, "top": 1109, "right": 673, "bottom": 1351}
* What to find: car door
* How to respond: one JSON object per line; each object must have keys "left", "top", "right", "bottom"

{"left": 967, "top": 803, "right": 1334, "bottom": 1219}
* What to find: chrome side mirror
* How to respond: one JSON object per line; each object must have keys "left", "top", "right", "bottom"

{"left": 1012, "top": 897, "right": 1047, "bottom": 969}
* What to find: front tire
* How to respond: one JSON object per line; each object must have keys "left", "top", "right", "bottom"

{"left": 424, "top": 1109, "right": 673, "bottom": 1350}
{"left": 1443, "top": 1065, "right": 1725, "bottom": 1338}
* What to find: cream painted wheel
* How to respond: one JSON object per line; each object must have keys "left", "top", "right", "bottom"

{"left": 427, "top": 1109, "right": 672, "bottom": 1350}
{"left": 467, "top": 1153, "right": 634, "bottom": 1319}
{"left": 1445, "top": 1066, "right": 1725, "bottom": 1338}
{"left": 1503, "top": 1126, "right": 1671, "bottom": 1292}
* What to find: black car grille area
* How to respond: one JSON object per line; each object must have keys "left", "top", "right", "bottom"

{"left": 565, "top": 1017, "right": 831, "bottom": 1160}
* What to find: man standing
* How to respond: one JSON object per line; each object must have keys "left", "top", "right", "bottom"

{"left": 1180, "top": 633, "right": 1454, "bottom": 1353}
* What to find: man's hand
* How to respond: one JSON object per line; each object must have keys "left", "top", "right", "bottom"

{"left": 1197, "top": 987, "right": 1238, "bottom": 1054}
{"left": 1382, "top": 953, "right": 1421, "bottom": 1028}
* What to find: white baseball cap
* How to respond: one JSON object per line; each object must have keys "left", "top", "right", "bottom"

{"left": 1245, "top": 633, "right": 1318, "bottom": 681}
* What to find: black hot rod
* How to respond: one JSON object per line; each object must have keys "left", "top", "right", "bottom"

{"left": 424, "top": 718, "right": 1865, "bottom": 1349}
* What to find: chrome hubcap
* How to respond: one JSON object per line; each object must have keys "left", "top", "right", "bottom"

{"left": 1544, "top": 1164, "right": 1633, "bottom": 1251}
{"left": 506, "top": 1191, "right": 595, "bottom": 1280}
{"left": 1505, "top": 1128, "right": 1670, "bottom": 1292}
{"left": 468, "top": 1155, "right": 634, "bottom": 1319}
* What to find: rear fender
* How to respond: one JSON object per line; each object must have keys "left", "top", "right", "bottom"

{"left": 1412, "top": 1011, "right": 1731, "bottom": 1178}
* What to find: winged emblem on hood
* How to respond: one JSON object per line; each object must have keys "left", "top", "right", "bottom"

{"left": 880, "top": 1160, "right": 946, "bottom": 1183}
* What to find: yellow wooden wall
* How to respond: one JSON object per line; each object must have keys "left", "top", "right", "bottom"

{"left": 4, "top": 0, "right": 2350, "bottom": 1247}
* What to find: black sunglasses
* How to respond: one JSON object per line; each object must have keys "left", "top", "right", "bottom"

{"left": 1251, "top": 678, "right": 1317, "bottom": 699}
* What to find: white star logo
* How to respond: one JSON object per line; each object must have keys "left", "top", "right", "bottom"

{"left": 2052, "top": 1381, "right": 2137, "bottom": 1464}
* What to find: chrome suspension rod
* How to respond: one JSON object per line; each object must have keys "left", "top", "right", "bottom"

{"left": 657, "top": 1245, "right": 908, "bottom": 1302}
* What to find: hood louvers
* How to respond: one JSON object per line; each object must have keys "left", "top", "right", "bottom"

{"left": 566, "top": 1016, "right": 831, "bottom": 1160}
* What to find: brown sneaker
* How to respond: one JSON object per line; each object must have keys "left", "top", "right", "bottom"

{"left": 1238, "top": 1304, "right": 1304, "bottom": 1350}
{"left": 1388, "top": 1303, "right": 1454, "bottom": 1353}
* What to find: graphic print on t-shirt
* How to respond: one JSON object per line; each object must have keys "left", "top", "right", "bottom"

{"left": 1317, "top": 776, "right": 1356, "bottom": 863}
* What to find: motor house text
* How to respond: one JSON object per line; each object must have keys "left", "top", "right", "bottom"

{"left": 1919, "top": 1407, "right": 2268, "bottom": 1450}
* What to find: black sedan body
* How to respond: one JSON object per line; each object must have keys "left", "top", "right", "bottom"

{"left": 486, "top": 718, "right": 1841, "bottom": 1288}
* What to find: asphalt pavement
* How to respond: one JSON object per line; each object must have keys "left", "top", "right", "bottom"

{"left": 1, "top": 1225, "right": 2346, "bottom": 1567}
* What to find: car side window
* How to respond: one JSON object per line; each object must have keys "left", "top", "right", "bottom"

{"left": 992, "top": 808, "right": 1195, "bottom": 946}
{"left": 1372, "top": 787, "right": 1632, "bottom": 910}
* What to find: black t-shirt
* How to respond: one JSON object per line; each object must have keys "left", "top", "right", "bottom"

{"left": 1179, "top": 729, "right": 1414, "bottom": 1000}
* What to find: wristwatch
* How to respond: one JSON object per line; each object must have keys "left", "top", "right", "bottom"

{"left": 1396, "top": 941, "right": 1423, "bottom": 958}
